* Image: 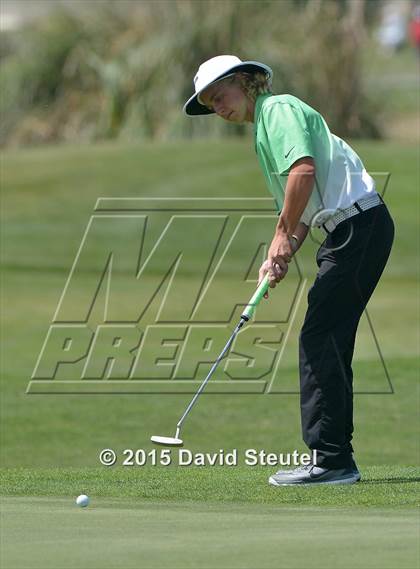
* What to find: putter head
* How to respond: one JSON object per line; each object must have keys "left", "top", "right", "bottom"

{"left": 151, "top": 435, "right": 184, "bottom": 447}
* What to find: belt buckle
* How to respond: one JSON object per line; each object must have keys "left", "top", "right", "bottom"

{"left": 323, "top": 218, "right": 337, "bottom": 233}
{"left": 313, "top": 209, "right": 337, "bottom": 234}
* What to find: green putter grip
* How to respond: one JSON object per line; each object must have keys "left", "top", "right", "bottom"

{"left": 241, "top": 274, "right": 270, "bottom": 321}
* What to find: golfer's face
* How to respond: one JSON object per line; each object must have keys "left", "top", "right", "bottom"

{"left": 201, "top": 78, "right": 249, "bottom": 123}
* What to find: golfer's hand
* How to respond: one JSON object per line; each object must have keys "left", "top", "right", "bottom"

{"left": 258, "top": 233, "right": 293, "bottom": 298}
{"left": 268, "top": 232, "right": 294, "bottom": 266}
{"left": 258, "top": 258, "right": 288, "bottom": 299}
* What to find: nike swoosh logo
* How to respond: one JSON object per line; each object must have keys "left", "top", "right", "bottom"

{"left": 285, "top": 146, "right": 295, "bottom": 159}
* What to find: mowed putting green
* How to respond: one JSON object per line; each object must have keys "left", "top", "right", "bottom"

{"left": 2, "top": 499, "right": 418, "bottom": 569}
{"left": 1, "top": 139, "right": 419, "bottom": 569}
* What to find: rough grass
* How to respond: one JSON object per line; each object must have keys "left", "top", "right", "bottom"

{"left": 1, "top": 466, "right": 419, "bottom": 508}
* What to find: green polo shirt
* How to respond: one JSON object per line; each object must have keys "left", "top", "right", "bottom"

{"left": 254, "top": 93, "right": 323, "bottom": 220}
{"left": 253, "top": 93, "right": 377, "bottom": 226}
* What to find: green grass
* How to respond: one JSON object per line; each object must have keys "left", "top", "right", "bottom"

{"left": 2, "top": 498, "right": 418, "bottom": 569}
{"left": 1, "top": 466, "right": 419, "bottom": 507}
{"left": 1, "top": 467, "right": 419, "bottom": 569}
{"left": 1, "top": 139, "right": 419, "bottom": 568}
{"left": 1, "top": 139, "right": 418, "bottom": 468}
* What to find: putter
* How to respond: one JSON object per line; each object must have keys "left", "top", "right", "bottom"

{"left": 151, "top": 274, "right": 270, "bottom": 447}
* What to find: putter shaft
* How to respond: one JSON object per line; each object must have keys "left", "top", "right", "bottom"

{"left": 175, "top": 317, "right": 246, "bottom": 437}
{"left": 170, "top": 274, "right": 270, "bottom": 442}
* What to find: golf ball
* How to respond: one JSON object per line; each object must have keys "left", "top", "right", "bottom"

{"left": 76, "top": 494, "right": 90, "bottom": 508}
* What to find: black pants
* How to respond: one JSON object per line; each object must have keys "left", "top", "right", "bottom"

{"left": 299, "top": 202, "right": 395, "bottom": 469}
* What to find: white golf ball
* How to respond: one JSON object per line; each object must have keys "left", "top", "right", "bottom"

{"left": 76, "top": 494, "right": 90, "bottom": 508}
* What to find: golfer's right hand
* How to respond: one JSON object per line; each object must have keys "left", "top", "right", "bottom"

{"left": 258, "top": 259, "right": 288, "bottom": 299}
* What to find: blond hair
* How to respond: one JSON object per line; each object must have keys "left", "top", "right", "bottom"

{"left": 235, "top": 71, "right": 273, "bottom": 102}
{"left": 201, "top": 71, "right": 273, "bottom": 111}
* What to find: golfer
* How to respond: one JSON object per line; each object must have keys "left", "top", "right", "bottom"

{"left": 183, "top": 55, "right": 394, "bottom": 485}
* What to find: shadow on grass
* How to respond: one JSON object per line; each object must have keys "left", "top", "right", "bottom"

{"left": 361, "top": 477, "right": 420, "bottom": 485}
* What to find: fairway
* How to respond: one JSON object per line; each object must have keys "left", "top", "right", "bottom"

{"left": 2, "top": 498, "right": 418, "bottom": 569}
{"left": 1, "top": 139, "right": 419, "bottom": 568}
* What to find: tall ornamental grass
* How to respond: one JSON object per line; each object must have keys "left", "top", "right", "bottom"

{"left": 0, "top": 0, "right": 382, "bottom": 146}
